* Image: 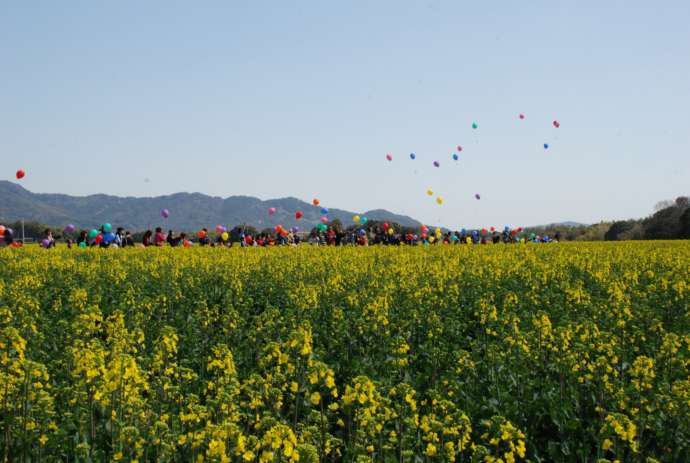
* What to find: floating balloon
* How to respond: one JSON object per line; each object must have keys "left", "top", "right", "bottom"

{"left": 216, "top": 225, "right": 226, "bottom": 234}
{"left": 457, "top": 145, "right": 463, "bottom": 152}
{"left": 481, "top": 228, "right": 487, "bottom": 235}
{"left": 317, "top": 223, "right": 327, "bottom": 232}
{"left": 543, "top": 143, "right": 549, "bottom": 149}
{"left": 221, "top": 232, "right": 229, "bottom": 241}
{"left": 161, "top": 209, "right": 170, "bottom": 219}
{"left": 320, "top": 207, "right": 329, "bottom": 215}
{"left": 353, "top": 215, "right": 360, "bottom": 223}
{"left": 103, "top": 232, "right": 115, "bottom": 244}
{"left": 472, "top": 122, "right": 478, "bottom": 129}
{"left": 475, "top": 194, "right": 481, "bottom": 200}
{"left": 452, "top": 154, "right": 459, "bottom": 161}
{"left": 78, "top": 241, "right": 87, "bottom": 249}
{"left": 183, "top": 240, "right": 192, "bottom": 248}
{"left": 64, "top": 224, "right": 75, "bottom": 234}
{"left": 320, "top": 216, "right": 329, "bottom": 224}
{"left": 553, "top": 120, "right": 560, "bottom": 128}
{"left": 451, "top": 234, "right": 459, "bottom": 241}
{"left": 88, "top": 229, "right": 99, "bottom": 240}
{"left": 519, "top": 113, "right": 525, "bottom": 120}
{"left": 95, "top": 234, "right": 103, "bottom": 245}
{"left": 410, "top": 153, "right": 416, "bottom": 160}
{"left": 16, "top": 169, "right": 25, "bottom": 180}
{"left": 383, "top": 222, "right": 389, "bottom": 230}
{"left": 103, "top": 223, "right": 112, "bottom": 233}
{"left": 421, "top": 225, "right": 429, "bottom": 232}
{"left": 41, "top": 239, "right": 50, "bottom": 248}
{"left": 268, "top": 207, "right": 276, "bottom": 216}
{"left": 312, "top": 198, "right": 320, "bottom": 206}
{"left": 426, "top": 189, "right": 433, "bottom": 196}
{"left": 386, "top": 153, "right": 393, "bottom": 161}
{"left": 197, "top": 230, "right": 207, "bottom": 239}
{"left": 359, "top": 229, "right": 366, "bottom": 236}
{"left": 360, "top": 216, "right": 368, "bottom": 225}
{"left": 435, "top": 227, "right": 442, "bottom": 236}
{"left": 295, "top": 211, "right": 303, "bottom": 220}
{"left": 387, "top": 228, "right": 394, "bottom": 235}
{"left": 291, "top": 226, "right": 300, "bottom": 233}
{"left": 490, "top": 226, "right": 495, "bottom": 232}
{"left": 436, "top": 196, "right": 443, "bottom": 205}
{"left": 429, "top": 236, "right": 435, "bottom": 243}
{"left": 0, "top": 225, "right": 5, "bottom": 235}
{"left": 433, "top": 161, "right": 440, "bottom": 168}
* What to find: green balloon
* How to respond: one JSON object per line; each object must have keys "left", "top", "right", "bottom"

{"left": 78, "top": 241, "right": 87, "bottom": 249}
{"left": 360, "top": 217, "right": 368, "bottom": 225}
{"left": 103, "top": 223, "right": 112, "bottom": 233}
{"left": 472, "top": 122, "right": 478, "bottom": 129}
{"left": 88, "top": 229, "right": 99, "bottom": 240}
{"left": 317, "top": 223, "right": 327, "bottom": 232}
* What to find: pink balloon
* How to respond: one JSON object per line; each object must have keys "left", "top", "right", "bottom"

{"left": 215, "top": 225, "right": 226, "bottom": 234}
{"left": 519, "top": 113, "right": 525, "bottom": 120}
{"left": 320, "top": 216, "right": 329, "bottom": 224}
{"left": 456, "top": 145, "right": 463, "bottom": 152}
{"left": 268, "top": 207, "right": 276, "bottom": 216}
{"left": 553, "top": 120, "right": 560, "bottom": 128}
{"left": 386, "top": 154, "right": 393, "bottom": 161}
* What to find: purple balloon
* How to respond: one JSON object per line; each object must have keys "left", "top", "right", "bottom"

{"left": 475, "top": 194, "right": 481, "bottom": 200}
{"left": 64, "top": 224, "right": 75, "bottom": 234}
{"left": 433, "top": 161, "right": 440, "bottom": 167}
{"left": 161, "top": 209, "right": 170, "bottom": 218}
{"left": 292, "top": 226, "right": 300, "bottom": 233}
{"left": 41, "top": 239, "right": 50, "bottom": 248}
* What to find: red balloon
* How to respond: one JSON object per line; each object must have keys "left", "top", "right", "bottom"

{"left": 295, "top": 211, "right": 303, "bottom": 220}
{"left": 481, "top": 228, "right": 487, "bottom": 235}
{"left": 383, "top": 223, "right": 389, "bottom": 230}
{"left": 490, "top": 226, "right": 495, "bottom": 232}
{"left": 421, "top": 225, "right": 429, "bottom": 232}
{"left": 16, "top": 170, "right": 25, "bottom": 180}
{"left": 95, "top": 234, "right": 103, "bottom": 244}
{"left": 197, "top": 230, "right": 206, "bottom": 239}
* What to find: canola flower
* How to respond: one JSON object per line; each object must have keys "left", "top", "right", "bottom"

{"left": 0, "top": 242, "right": 688, "bottom": 461}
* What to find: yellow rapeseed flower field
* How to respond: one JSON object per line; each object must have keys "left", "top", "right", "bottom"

{"left": 0, "top": 242, "right": 689, "bottom": 462}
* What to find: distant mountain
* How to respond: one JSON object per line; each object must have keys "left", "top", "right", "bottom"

{"left": 530, "top": 221, "right": 587, "bottom": 228}
{"left": 0, "top": 181, "right": 421, "bottom": 231}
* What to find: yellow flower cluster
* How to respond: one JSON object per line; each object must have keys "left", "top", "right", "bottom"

{"left": 0, "top": 241, "right": 688, "bottom": 461}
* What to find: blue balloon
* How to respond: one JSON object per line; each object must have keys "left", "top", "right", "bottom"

{"left": 452, "top": 153, "right": 459, "bottom": 161}
{"left": 410, "top": 153, "right": 416, "bottom": 160}
{"left": 358, "top": 229, "right": 366, "bottom": 236}
{"left": 103, "top": 232, "right": 116, "bottom": 244}
{"left": 320, "top": 207, "right": 329, "bottom": 215}
{"left": 543, "top": 143, "right": 549, "bottom": 149}
{"left": 472, "top": 230, "right": 478, "bottom": 236}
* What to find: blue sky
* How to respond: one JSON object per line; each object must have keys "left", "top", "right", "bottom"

{"left": 2, "top": 1, "right": 689, "bottom": 228}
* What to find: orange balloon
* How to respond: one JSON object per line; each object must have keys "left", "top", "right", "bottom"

{"left": 312, "top": 198, "right": 320, "bottom": 206}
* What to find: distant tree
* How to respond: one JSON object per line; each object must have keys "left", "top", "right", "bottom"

{"left": 604, "top": 221, "right": 634, "bottom": 241}
{"left": 618, "top": 223, "right": 644, "bottom": 240}
{"left": 654, "top": 199, "right": 674, "bottom": 211}
{"left": 675, "top": 196, "right": 690, "bottom": 209}
{"left": 680, "top": 207, "right": 690, "bottom": 239}
{"left": 643, "top": 206, "right": 684, "bottom": 239}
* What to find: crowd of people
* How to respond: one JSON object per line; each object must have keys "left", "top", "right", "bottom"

{"left": 1, "top": 223, "right": 559, "bottom": 249}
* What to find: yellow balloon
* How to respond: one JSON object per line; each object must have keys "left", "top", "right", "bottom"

{"left": 353, "top": 215, "right": 360, "bottom": 223}
{"left": 387, "top": 228, "right": 394, "bottom": 235}
{"left": 426, "top": 189, "right": 433, "bottom": 196}
{"left": 436, "top": 196, "right": 443, "bottom": 205}
{"left": 221, "top": 232, "right": 229, "bottom": 241}
{"left": 429, "top": 236, "right": 436, "bottom": 243}
{"left": 435, "top": 227, "right": 442, "bottom": 236}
